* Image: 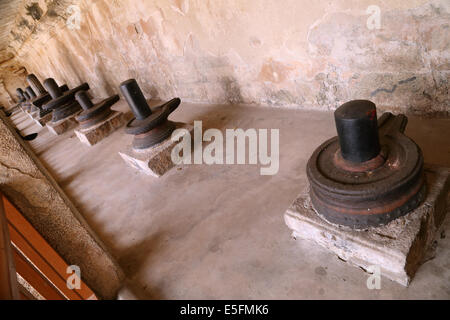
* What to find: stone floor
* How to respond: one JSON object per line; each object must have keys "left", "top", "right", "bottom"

{"left": 9, "top": 101, "right": 450, "bottom": 299}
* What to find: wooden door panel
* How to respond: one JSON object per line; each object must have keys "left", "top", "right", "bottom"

{"left": 1, "top": 194, "right": 97, "bottom": 300}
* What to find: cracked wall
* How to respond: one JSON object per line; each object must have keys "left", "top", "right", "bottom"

{"left": 2, "top": 0, "right": 449, "bottom": 115}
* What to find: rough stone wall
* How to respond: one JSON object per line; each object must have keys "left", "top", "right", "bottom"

{"left": 0, "top": 112, "right": 124, "bottom": 299}
{"left": 3, "top": 0, "right": 450, "bottom": 115}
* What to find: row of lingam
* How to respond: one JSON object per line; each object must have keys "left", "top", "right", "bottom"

{"left": 15, "top": 74, "right": 186, "bottom": 177}
{"left": 13, "top": 74, "right": 449, "bottom": 288}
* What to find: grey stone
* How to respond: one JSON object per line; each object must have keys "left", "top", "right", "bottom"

{"left": 33, "top": 112, "right": 52, "bottom": 127}
{"left": 119, "top": 122, "right": 194, "bottom": 177}
{"left": 74, "top": 111, "right": 132, "bottom": 147}
{"left": 46, "top": 112, "right": 80, "bottom": 135}
{"left": 284, "top": 165, "right": 450, "bottom": 286}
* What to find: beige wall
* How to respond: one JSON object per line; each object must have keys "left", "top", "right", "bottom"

{"left": 2, "top": 0, "right": 449, "bottom": 115}
{"left": 0, "top": 64, "right": 27, "bottom": 107}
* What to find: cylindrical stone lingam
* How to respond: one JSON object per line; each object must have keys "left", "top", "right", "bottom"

{"left": 26, "top": 74, "right": 47, "bottom": 96}
{"left": 75, "top": 91, "right": 94, "bottom": 110}
{"left": 42, "top": 78, "right": 87, "bottom": 122}
{"left": 25, "top": 74, "right": 54, "bottom": 118}
{"left": 334, "top": 100, "right": 380, "bottom": 163}
{"left": 23, "top": 91, "right": 30, "bottom": 101}
{"left": 44, "top": 78, "right": 63, "bottom": 99}
{"left": 25, "top": 86, "right": 37, "bottom": 99}
{"left": 306, "top": 99, "right": 425, "bottom": 229}
{"left": 74, "top": 90, "right": 119, "bottom": 129}
{"left": 120, "top": 78, "right": 181, "bottom": 149}
{"left": 60, "top": 84, "right": 69, "bottom": 93}
{"left": 16, "top": 88, "right": 25, "bottom": 101}
{"left": 120, "top": 79, "right": 152, "bottom": 120}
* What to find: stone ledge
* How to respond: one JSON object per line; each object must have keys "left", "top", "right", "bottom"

{"left": 284, "top": 165, "right": 450, "bottom": 286}
{"left": 46, "top": 112, "right": 80, "bottom": 135}
{"left": 74, "top": 111, "right": 131, "bottom": 147}
{"left": 119, "top": 122, "right": 193, "bottom": 177}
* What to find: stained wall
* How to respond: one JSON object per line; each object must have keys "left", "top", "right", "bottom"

{"left": 1, "top": 0, "right": 449, "bottom": 115}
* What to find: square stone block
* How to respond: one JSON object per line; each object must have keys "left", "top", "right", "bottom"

{"left": 284, "top": 165, "right": 450, "bottom": 286}
{"left": 33, "top": 112, "right": 53, "bottom": 127}
{"left": 74, "top": 111, "right": 131, "bottom": 147}
{"left": 119, "top": 122, "right": 193, "bottom": 177}
{"left": 46, "top": 112, "right": 80, "bottom": 135}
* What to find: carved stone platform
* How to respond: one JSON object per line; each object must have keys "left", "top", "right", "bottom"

{"left": 284, "top": 165, "right": 450, "bottom": 287}
{"left": 46, "top": 112, "right": 80, "bottom": 135}
{"left": 74, "top": 111, "right": 131, "bottom": 147}
{"left": 33, "top": 112, "right": 53, "bottom": 127}
{"left": 119, "top": 122, "right": 193, "bottom": 177}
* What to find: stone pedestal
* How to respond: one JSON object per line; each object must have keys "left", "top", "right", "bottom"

{"left": 284, "top": 165, "right": 449, "bottom": 287}
{"left": 28, "top": 111, "right": 38, "bottom": 120}
{"left": 46, "top": 113, "right": 80, "bottom": 135}
{"left": 33, "top": 112, "right": 53, "bottom": 127}
{"left": 119, "top": 122, "right": 193, "bottom": 177}
{"left": 74, "top": 111, "right": 131, "bottom": 147}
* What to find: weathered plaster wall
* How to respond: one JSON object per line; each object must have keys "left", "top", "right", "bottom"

{"left": 0, "top": 63, "right": 27, "bottom": 107}
{"left": 3, "top": 0, "right": 450, "bottom": 115}
{"left": 0, "top": 112, "right": 124, "bottom": 299}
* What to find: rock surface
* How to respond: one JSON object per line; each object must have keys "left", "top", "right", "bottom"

{"left": 46, "top": 113, "right": 80, "bottom": 135}
{"left": 74, "top": 111, "right": 131, "bottom": 147}
{"left": 119, "top": 122, "right": 194, "bottom": 177}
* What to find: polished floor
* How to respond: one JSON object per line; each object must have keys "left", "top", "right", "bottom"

{"left": 10, "top": 101, "right": 450, "bottom": 299}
